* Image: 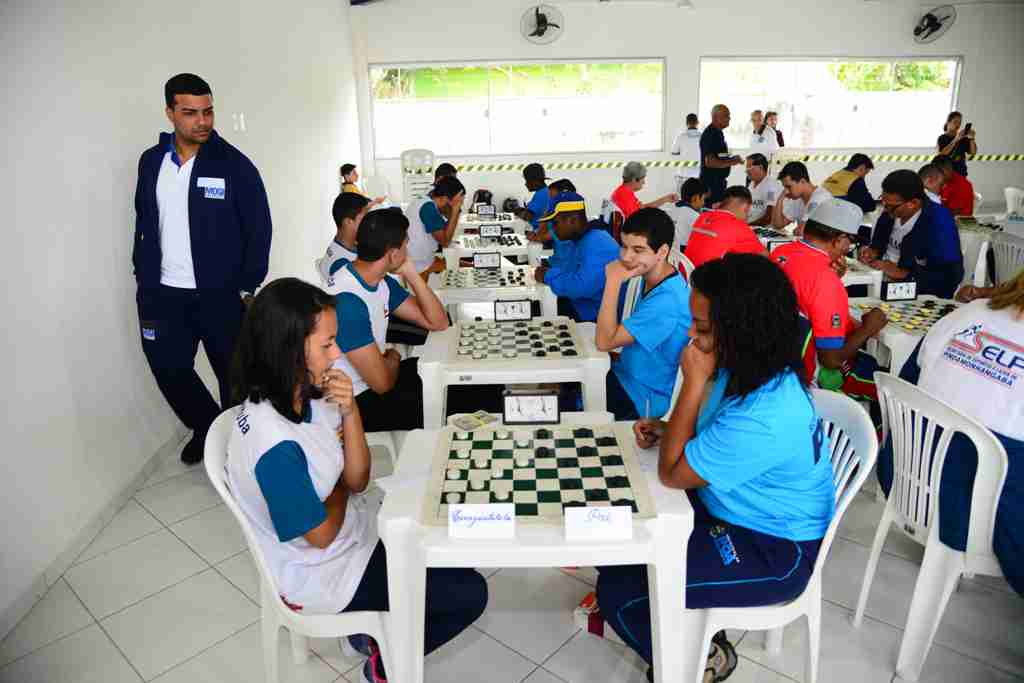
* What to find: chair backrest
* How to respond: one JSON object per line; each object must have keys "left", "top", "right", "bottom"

{"left": 204, "top": 408, "right": 293, "bottom": 611}
{"left": 874, "top": 374, "right": 1008, "bottom": 558}
{"left": 669, "top": 247, "right": 695, "bottom": 281}
{"left": 401, "top": 148, "right": 436, "bottom": 204}
{"left": 620, "top": 275, "right": 643, "bottom": 321}
{"left": 1005, "top": 186, "right": 1024, "bottom": 216}
{"left": 990, "top": 232, "right": 1024, "bottom": 285}
{"left": 809, "top": 388, "right": 879, "bottom": 575}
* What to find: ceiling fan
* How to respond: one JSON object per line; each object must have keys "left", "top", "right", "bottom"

{"left": 521, "top": 5, "right": 564, "bottom": 45}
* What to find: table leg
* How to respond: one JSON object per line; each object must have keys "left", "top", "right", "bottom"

{"left": 539, "top": 287, "right": 558, "bottom": 318}
{"left": 649, "top": 517, "right": 697, "bottom": 683}
{"left": 418, "top": 363, "right": 445, "bottom": 428}
{"left": 381, "top": 518, "right": 428, "bottom": 683}
{"left": 581, "top": 361, "right": 608, "bottom": 413}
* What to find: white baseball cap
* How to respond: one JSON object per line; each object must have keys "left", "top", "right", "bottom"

{"left": 808, "top": 198, "right": 863, "bottom": 236}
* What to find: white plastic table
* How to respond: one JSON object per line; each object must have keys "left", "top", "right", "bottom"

{"left": 377, "top": 411, "right": 697, "bottom": 683}
{"left": 445, "top": 218, "right": 542, "bottom": 269}
{"left": 841, "top": 258, "right": 883, "bottom": 297}
{"left": 849, "top": 295, "right": 959, "bottom": 373}
{"left": 428, "top": 268, "right": 558, "bottom": 319}
{"left": 415, "top": 320, "right": 610, "bottom": 428}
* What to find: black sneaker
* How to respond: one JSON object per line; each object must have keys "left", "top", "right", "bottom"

{"left": 180, "top": 432, "right": 205, "bottom": 465}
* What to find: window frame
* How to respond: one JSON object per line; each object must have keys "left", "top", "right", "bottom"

{"left": 367, "top": 57, "right": 668, "bottom": 160}
{"left": 696, "top": 55, "right": 964, "bottom": 151}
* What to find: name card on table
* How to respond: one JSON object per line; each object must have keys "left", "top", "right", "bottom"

{"left": 564, "top": 506, "right": 633, "bottom": 541}
{"left": 448, "top": 504, "right": 515, "bottom": 539}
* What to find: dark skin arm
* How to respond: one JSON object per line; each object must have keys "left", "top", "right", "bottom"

{"left": 818, "top": 309, "right": 888, "bottom": 369}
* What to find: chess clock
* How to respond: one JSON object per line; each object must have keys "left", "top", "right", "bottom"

{"left": 494, "top": 299, "right": 532, "bottom": 322}
{"left": 478, "top": 223, "right": 503, "bottom": 239}
{"left": 881, "top": 280, "right": 917, "bottom": 302}
{"left": 477, "top": 204, "right": 497, "bottom": 218}
{"left": 503, "top": 388, "right": 560, "bottom": 425}
{"left": 473, "top": 251, "right": 501, "bottom": 270}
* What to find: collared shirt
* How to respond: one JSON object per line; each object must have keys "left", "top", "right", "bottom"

{"left": 773, "top": 240, "right": 851, "bottom": 352}
{"left": 317, "top": 239, "right": 358, "bottom": 288}
{"left": 748, "top": 176, "right": 784, "bottom": 224}
{"left": 662, "top": 204, "right": 701, "bottom": 248}
{"left": 685, "top": 209, "right": 765, "bottom": 268}
{"left": 782, "top": 186, "right": 833, "bottom": 227}
{"left": 926, "top": 189, "right": 942, "bottom": 204}
{"left": 884, "top": 209, "right": 921, "bottom": 263}
{"left": 671, "top": 127, "right": 702, "bottom": 172}
{"left": 156, "top": 139, "right": 197, "bottom": 288}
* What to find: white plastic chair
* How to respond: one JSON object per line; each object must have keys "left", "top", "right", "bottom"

{"left": 204, "top": 409, "right": 391, "bottom": 683}
{"left": 678, "top": 389, "right": 879, "bottom": 683}
{"left": 973, "top": 191, "right": 983, "bottom": 210}
{"left": 669, "top": 247, "right": 695, "bottom": 281}
{"left": 989, "top": 232, "right": 1024, "bottom": 285}
{"left": 853, "top": 375, "right": 1008, "bottom": 681}
{"left": 401, "top": 148, "right": 436, "bottom": 204}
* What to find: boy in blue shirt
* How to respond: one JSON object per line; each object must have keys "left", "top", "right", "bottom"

{"left": 534, "top": 192, "right": 620, "bottom": 322}
{"left": 596, "top": 253, "right": 835, "bottom": 683}
{"left": 514, "top": 162, "right": 551, "bottom": 233}
{"left": 595, "top": 208, "right": 692, "bottom": 420}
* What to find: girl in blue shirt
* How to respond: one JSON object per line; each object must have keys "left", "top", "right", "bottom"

{"left": 596, "top": 253, "right": 835, "bottom": 683}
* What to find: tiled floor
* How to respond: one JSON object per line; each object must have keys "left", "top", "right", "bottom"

{"left": 2, "top": 447, "right": 1021, "bottom": 683}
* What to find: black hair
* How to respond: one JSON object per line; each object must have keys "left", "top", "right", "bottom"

{"left": 881, "top": 169, "right": 926, "bottom": 202}
{"left": 356, "top": 208, "right": 409, "bottom": 261}
{"left": 431, "top": 175, "right": 466, "bottom": 200}
{"left": 550, "top": 178, "right": 576, "bottom": 193}
{"left": 686, "top": 113, "right": 699, "bottom": 126}
{"left": 746, "top": 153, "right": 769, "bottom": 172}
{"left": 845, "top": 153, "right": 874, "bottom": 171}
{"left": 164, "top": 73, "right": 212, "bottom": 109}
{"left": 621, "top": 208, "right": 675, "bottom": 252}
{"left": 721, "top": 185, "right": 753, "bottom": 204}
{"left": 931, "top": 154, "right": 954, "bottom": 172}
{"left": 778, "top": 161, "right": 810, "bottom": 184}
{"left": 340, "top": 163, "right": 357, "bottom": 177}
{"left": 332, "top": 192, "right": 370, "bottom": 227}
{"left": 918, "top": 163, "right": 943, "bottom": 183}
{"left": 945, "top": 111, "right": 962, "bottom": 126}
{"left": 680, "top": 177, "right": 707, "bottom": 204}
{"left": 802, "top": 219, "right": 846, "bottom": 243}
{"left": 689, "top": 253, "right": 806, "bottom": 399}
{"left": 232, "top": 278, "right": 335, "bottom": 423}
{"left": 434, "top": 162, "right": 458, "bottom": 180}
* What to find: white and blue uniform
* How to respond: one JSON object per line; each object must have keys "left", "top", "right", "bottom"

{"left": 613, "top": 273, "right": 692, "bottom": 418}
{"left": 328, "top": 262, "right": 409, "bottom": 396}
{"left": 226, "top": 398, "right": 379, "bottom": 614}
{"left": 407, "top": 197, "right": 446, "bottom": 273}
{"left": 317, "top": 239, "right": 358, "bottom": 288}
{"left": 671, "top": 127, "right": 702, "bottom": 179}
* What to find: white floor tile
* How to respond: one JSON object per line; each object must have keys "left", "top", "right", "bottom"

{"left": 139, "top": 440, "right": 195, "bottom": 490}
{"left": 215, "top": 551, "right": 260, "bottom": 604}
{"left": 823, "top": 537, "right": 1024, "bottom": 676}
{"left": 913, "top": 640, "right": 1024, "bottom": 683}
{"left": 74, "top": 500, "right": 164, "bottom": 566}
{"left": 543, "top": 631, "right": 649, "bottom": 683}
{"left": 101, "top": 568, "right": 259, "bottom": 680}
{"left": 0, "top": 580, "right": 94, "bottom": 667}
{"left": 0, "top": 624, "right": 140, "bottom": 683}
{"left": 151, "top": 622, "right": 339, "bottom": 683}
{"left": 65, "top": 529, "right": 207, "bottom": 619}
{"left": 522, "top": 666, "right": 569, "bottom": 683}
{"left": 170, "top": 504, "right": 247, "bottom": 564}
{"left": 475, "top": 568, "right": 584, "bottom": 663}
{"left": 134, "top": 470, "right": 222, "bottom": 526}
{"left": 836, "top": 492, "right": 925, "bottom": 564}
{"left": 307, "top": 636, "right": 365, "bottom": 676}
{"left": 423, "top": 627, "right": 536, "bottom": 683}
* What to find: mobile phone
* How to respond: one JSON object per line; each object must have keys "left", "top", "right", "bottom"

{"left": 964, "top": 122, "right": 973, "bottom": 133}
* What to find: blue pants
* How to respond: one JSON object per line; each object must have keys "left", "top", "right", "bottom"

{"left": 557, "top": 296, "right": 584, "bottom": 323}
{"left": 137, "top": 286, "right": 244, "bottom": 438}
{"left": 606, "top": 370, "right": 640, "bottom": 421}
{"left": 596, "top": 491, "right": 821, "bottom": 665}
{"left": 342, "top": 541, "right": 488, "bottom": 655}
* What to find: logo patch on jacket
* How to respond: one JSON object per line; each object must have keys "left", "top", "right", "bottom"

{"left": 197, "top": 177, "right": 225, "bottom": 199}
{"left": 831, "top": 313, "right": 841, "bottom": 329}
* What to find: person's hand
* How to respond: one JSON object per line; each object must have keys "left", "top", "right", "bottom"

{"left": 395, "top": 256, "right": 420, "bottom": 281}
{"left": 731, "top": 156, "right": 745, "bottom": 165}
{"left": 858, "top": 246, "right": 879, "bottom": 264}
{"left": 861, "top": 308, "right": 888, "bottom": 335}
{"left": 869, "top": 260, "right": 903, "bottom": 278}
{"left": 633, "top": 419, "right": 665, "bottom": 449}
{"left": 605, "top": 259, "right": 642, "bottom": 283}
{"left": 321, "top": 368, "right": 354, "bottom": 417}
{"left": 966, "top": 128, "right": 976, "bottom": 140}
{"left": 384, "top": 347, "right": 402, "bottom": 363}
{"left": 526, "top": 229, "right": 543, "bottom": 242}
{"left": 372, "top": 196, "right": 387, "bottom": 205}
{"left": 534, "top": 265, "right": 548, "bottom": 283}
{"left": 451, "top": 191, "right": 465, "bottom": 212}
{"left": 681, "top": 342, "right": 716, "bottom": 386}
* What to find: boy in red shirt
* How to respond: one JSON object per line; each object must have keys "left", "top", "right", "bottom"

{"left": 685, "top": 186, "right": 767, "bottom": 268}
{"left": 772, "top": 198, "right": 888, "bottom": 400}
{"left": 934, "top": 154, "right": 975, "bottom": 216}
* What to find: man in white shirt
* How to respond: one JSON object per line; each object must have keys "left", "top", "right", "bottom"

{"left": 671, "top": 113, "right": 703, "bottom": 187}
{"left": 772, "top": 161, "right": 832, "bottom": 234}
{"left": 745, "top": 154, "right": 783, "bottom": 226}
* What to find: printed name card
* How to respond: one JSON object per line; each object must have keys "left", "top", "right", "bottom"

{"left": 564, "top": 506, "right": 633, "bottom": 541}
{"left": 448, "top": 504, "right": 516, "bottom": 539}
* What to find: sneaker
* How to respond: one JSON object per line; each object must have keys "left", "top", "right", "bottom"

{"left": 360, "top": 651, "right": 388, "bottom": 683}
{"left": 645, "top": 631, "right": 737, "bottom": 683}
{"left": 180, "top": 432, "right": 205, "bottom": 464}
{"left": 341, "top": 633, "right": 378, "bottom": 659}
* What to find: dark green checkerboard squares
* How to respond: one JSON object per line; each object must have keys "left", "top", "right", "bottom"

{"left": 580, "top": 467, "right": 603, "bottom": 478}
{"left": 471, "top": 440, "right": 492, "bottom": 449}
{"left": 537, "top": 490, "right": 562, "bottom": 503}
{"left": 555, "top": 439, "right": 575, "bottom": 448}
{"left": 515, "top": 503, "right": 538, "bottom": 516}
{"left": 600, "top": 455, "right": 624, "bottom": 466}
{"left": 535, "top": 468, "right": 558, "bottom": 479}
{"left": 585, "top": 489, "right": 611, "bottom": 502}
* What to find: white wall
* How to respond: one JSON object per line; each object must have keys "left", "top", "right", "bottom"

{"left": 351, "top": 0, "right": 1024, "bottom": 213}
{"left": 0, "top": 0, "right": 360, "bottom": 632}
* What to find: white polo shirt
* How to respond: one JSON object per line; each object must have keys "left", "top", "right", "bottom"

{"left": 748, "top": 176, "right": 784, "bottom": 224}
{"left": 749, "top": 126, "right": 780, "bottom": 157}
{"left": 226, "top": 397, "right": 379, "bottom": 613}
{"left": 327, "top": 262, "right": 409, "bottom": 396}
{"left": 156, "top": 150, "right": 197, "bottom": 288}
{"left": 915, "top": 299, "right": 1024, "bottom": 441}
{"left": 671, "top": 128, "right": 702, "bottom": 178}
{"left": 317, "top": 239, "right": 358, "bottom": 289}
{"left": 662, "top": 204, "right": 701, "bottom": 248}
{"left": 884, "top": 209, "right": 921, "bottom": 263}
{"left": 782, "top": 186, "right": 833, "bottom": 227}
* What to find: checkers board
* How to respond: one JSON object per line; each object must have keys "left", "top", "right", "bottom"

{"left": 454, "top": 317, "right": 581, "bottom": 361}
{"left": 439, "top": 267, "right": 533, "bottom": 289}
{"left": 853, "top": 299, "right": 960, "bottom": 334}
{"left": 459, "top": 235, "right": 525, "bottom": 249}
{"left": 423, "top": 423, "right": 655, "bottom": 525}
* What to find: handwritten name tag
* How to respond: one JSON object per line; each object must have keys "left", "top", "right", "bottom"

{"left": 564, "top": 506, "right": 633, "bottom": 541}
{"left": 448, "top": 504, "right": 515, "bottom": 539}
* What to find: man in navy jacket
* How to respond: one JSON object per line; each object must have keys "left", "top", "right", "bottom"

{"left": 134, "top": 73, "right": 272, "bottom": 463}
{"left": 858, "top": 169, "right": 963, "bottom": 299}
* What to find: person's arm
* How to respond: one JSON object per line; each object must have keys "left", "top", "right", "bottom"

{"left": 391, "top": 261, "right": 448, "bottom": 331}
{"left": 517, "top": 190, "right": 550, "bottom": 227}
{"left": 771, "top": 195, "right": 791, "bottom": 229}
{"left": 543, "top": 239, "right": 616, "bottom": 299}
{"left": 703, "top": 153, "right": 741, "bottom": 169}
{"left": 750, "top": 203, "right": 774, "bottom": 227}
{"left": 657, "top": 344, "right": 715, "bottom": 489}
{"left": 335, "top": 293, "right": 400, "bottom": 394}
{"left": 640, "top": 194, "right": 680, "bottom": 210}
{"left": 428, "top": 194, "right": 462, "bottom": 247}
{"left": 321, "top": 369, "right": 371, "bottom": 494}
{"left": 967, "top": 133, "right": 977, "bottom": 156}
{"left": 811, "top": 279, "right": 887, "bottom": 368}
{"left": 900, "top": 215, "right": 964, "bottom": 298}
{"left": 236, "top": 156, "right": 273, "bottom": 293}
{"left": 595, "top": 260, "right": 642, "bottom": 351}
{"left": 346, "top": 344, "right": 400, "bottom": 394}
{"left": 938, "top": 133, "right": 961, "bottom": 157}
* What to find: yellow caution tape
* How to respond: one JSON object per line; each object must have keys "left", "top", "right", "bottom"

{"left": 401, "top": 152, "right": 1023, "bottom": 175}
